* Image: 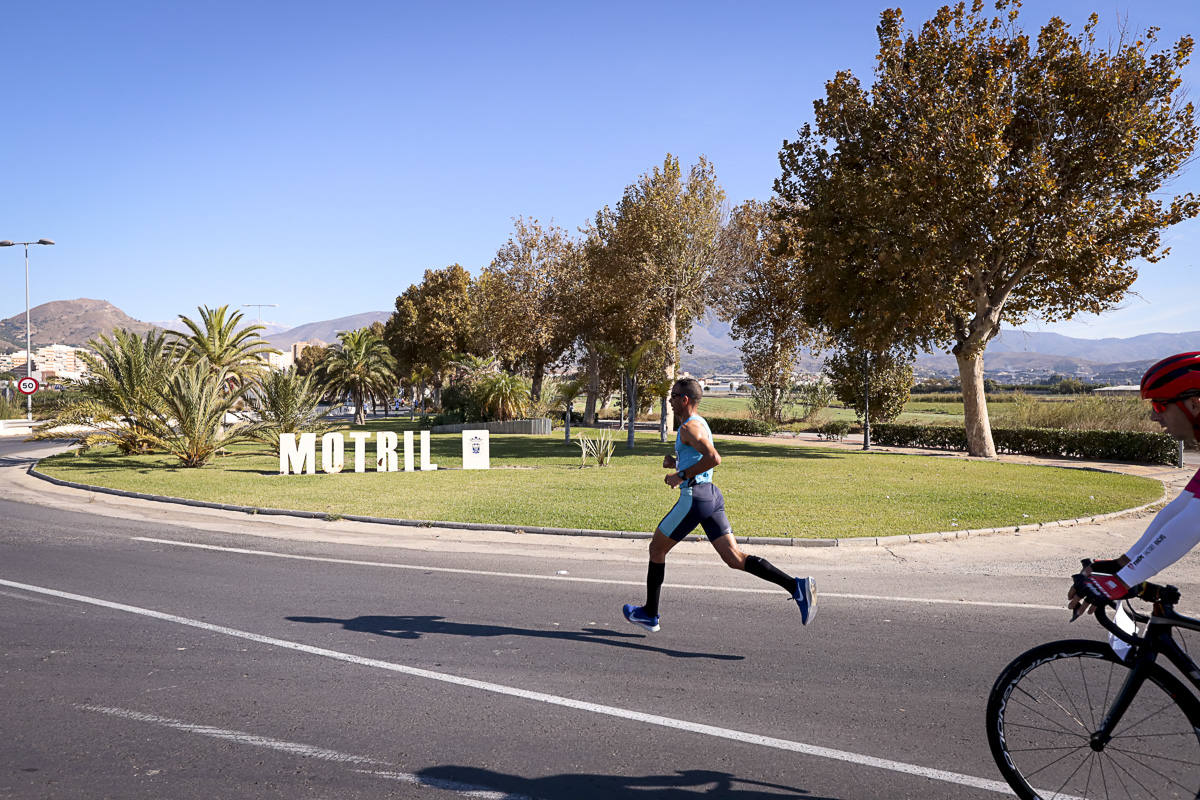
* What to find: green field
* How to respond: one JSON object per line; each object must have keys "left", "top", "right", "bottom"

{"left": 37, "top": 422, "right": 1161, "bottom": 538}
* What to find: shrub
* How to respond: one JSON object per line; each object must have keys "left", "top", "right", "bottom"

{"left": 575, "top": 428, "right": 615, "bottom": 466}
{"left": 706, "top": 417, "right": 775, "bottom": 436}
{"left": 872, "top": 423, "right": 1178, "bottom": 465}
{"left": 816, "top": 420, "right": 851, "bottom": 440}
{"left": 440, "top": 383, "right": 486, "bottom": 422}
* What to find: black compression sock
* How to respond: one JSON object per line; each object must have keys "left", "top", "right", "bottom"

{"left": 744, "top": 555, "right": 796, "bottom": 593}
{"left": 644, "top": 561, "right": 665, "bottom": 617}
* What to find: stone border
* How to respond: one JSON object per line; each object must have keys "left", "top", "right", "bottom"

{"left": 27, "top": 464, "right": 1167, "bottom": 548}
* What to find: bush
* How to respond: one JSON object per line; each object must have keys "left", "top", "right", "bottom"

{"left": 706, "top": 416, "right": 775, "bottom": 436}
{"left": 872, "top": 423, "right": 1178, "bottom": 465}
{"left": 440, "top": 383, "right": 486, "bottom": 422}
{"left": 816, "top": 420, "right": 851, "bottom": 440}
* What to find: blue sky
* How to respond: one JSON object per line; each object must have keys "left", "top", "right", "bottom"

{"left": 2, "top": 0, "right": 1196, "bottom": 339}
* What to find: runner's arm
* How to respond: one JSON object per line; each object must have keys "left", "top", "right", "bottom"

{"left": 678, "top": 421, "right": 720, "bottom": 478}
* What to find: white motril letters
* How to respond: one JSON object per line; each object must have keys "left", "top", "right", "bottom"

{"left": 279, "top": 430, "right": 485, "bottom": 475}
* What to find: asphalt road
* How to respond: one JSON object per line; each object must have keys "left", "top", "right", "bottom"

{"left": 2, "top": 438, "right": 1198, "bottom": 799}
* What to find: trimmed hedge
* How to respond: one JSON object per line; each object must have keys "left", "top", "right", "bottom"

{"left": 872, "top": 423, "right": 1179, "bottom": 465}
{"left": 706, "top": 417, "right": 775, "bottom": 436}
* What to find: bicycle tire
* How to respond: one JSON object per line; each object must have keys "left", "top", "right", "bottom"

{"left": 986, "top": 639, "right": 1200, "bottom": 800}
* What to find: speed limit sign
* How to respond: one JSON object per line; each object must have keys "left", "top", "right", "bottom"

{"left": 17, "top": 377, "right": 39, "bottom": 395}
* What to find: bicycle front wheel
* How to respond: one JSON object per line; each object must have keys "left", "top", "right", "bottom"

{"left": 986, "top": 639, "right": 1200, "bottom": 800}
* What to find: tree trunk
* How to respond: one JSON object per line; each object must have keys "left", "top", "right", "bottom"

{"left": 584, "top": 347, "right": 599, "bottom": 425}
{"left": 659, "top": 395, "right": 668, "bottom": 441}
{"left": 957, "top": 350, "right": 996, "bottom": 458}
{"left": 861, "top": 352, "right": 871, "bottom": 451}
{"left": 627, "top": 377, "right": 637, "bottom": 450}
{"left": 564, "top": 403, "right": 572, "bottom": 442}
{"left": 531, "top": 361, "right": 545, "bottom": 403}
{"left": 355, "top": 390, "right": 366, "bottom": 426}
{"left": 663, "top": 305, "right": 677, "bottom": 434}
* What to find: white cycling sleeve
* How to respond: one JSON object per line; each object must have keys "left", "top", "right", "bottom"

{"left": 1117, "top": 489, "right": 1200, "bottom": 586}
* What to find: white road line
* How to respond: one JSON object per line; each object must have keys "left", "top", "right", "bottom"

{"left": 4, "top": 576, "right": 1024, "bottom": 797}
{"left": 133, "top": 536, "right": 1065, "bottom": 612}
{"left": 77, "top": 705, "right": 532, "bottom": 800}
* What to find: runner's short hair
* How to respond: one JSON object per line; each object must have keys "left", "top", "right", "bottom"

{"left": 673, "top": 378, "right": 702, "bottom": 405}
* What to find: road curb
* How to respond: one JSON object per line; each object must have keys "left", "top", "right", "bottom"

{"left": 26, "top": 464, "right": 1167, "bottom": 548}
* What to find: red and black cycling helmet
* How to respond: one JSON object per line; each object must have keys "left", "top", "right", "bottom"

{"left": 1141, "top": 352, "right": 1200, "bottom": 434}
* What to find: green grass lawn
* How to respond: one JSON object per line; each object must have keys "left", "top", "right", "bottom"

{"left": 37, "top": 423, "right": 1161, "bottom": 539}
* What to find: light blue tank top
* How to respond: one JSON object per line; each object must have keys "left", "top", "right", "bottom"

{"left": 675, "top": 414, "right": 714, "bottom": 486}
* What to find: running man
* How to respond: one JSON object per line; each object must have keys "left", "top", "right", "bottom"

{"left": 1070, "top": 352, "right": 1200, "bottom": 614}
{"left": 622, "top": 378, "right": 815, "bottom": 632}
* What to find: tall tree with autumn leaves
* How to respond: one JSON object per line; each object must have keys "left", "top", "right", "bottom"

{"left": 383, "top": 264, "right": 477, "bottom": 406}
{"left": 475, "top": 217, "right": 579, "bottom": 402}
{"left": 718, "top": 200, "right": 820, "bottom": 423}
{"left": 597, "top": 154, "right": 727, "bottom": 435}
{"left": 775, "top": 0, "right": 1197, "bottom": 457}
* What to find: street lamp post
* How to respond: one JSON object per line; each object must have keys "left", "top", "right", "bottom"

{"left": 241, "top": 303, "right": 277, "bottom": 323}
{"left": 0, "top": 238, "right": 55, "bottom": 421}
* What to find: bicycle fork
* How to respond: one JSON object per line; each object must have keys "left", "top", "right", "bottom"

{"left": 1089, "top": 656, "right": 1153, "bottom": 751}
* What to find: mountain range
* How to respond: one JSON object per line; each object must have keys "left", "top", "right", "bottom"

{"left": 4, "top": 298, "right": 1199, "bottom": 381}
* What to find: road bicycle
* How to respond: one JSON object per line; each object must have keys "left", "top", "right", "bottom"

{"left": 986, "top": 565, "right": 1200, "bottom": 800}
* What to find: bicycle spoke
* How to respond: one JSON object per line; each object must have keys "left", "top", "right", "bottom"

{"left": 1018, "top": 742, "right": 1093, "bottom": 780}
{"left": 1108, "top": 745, "right": 1199, "bottom": 797}
{"left": 1110, "top": 729, "right": 1199, "bottom": 740}
{"left": 1012, "top": 687, "right": 1090, "bottom": 734}
{"left": 1005, "top": 720, "right": 1092, "bottom": 738}
{"left": 1106, "top": 753, "right": 1154, "bottom": 800}
{"left": 1049, "top": 747, "right": 1095, "bottom": 800}
{"left": 1104, "top": 746, "right": 1199, "bottom": 768}
{"left": 1080, "top": 656, "right": 1098, "bottom": 730}
{"left": 1050, "top": 659, "right": 1092, "bottom": 732}
{"left": 1110, "top": 696, "right": 1192, "bottom": 738}
{"left": 1098, "top": 753, "right": 1135, "bottom": 800}
{"left": 1007, "top": 744, "right": 1102, "bottom": 753}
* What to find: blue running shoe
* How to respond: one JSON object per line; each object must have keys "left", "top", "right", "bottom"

{"left": 792, "top": 577, "right": 816, "bottom": 625}
{"left": 622, "top": 603, "right": 660, "bottom": 632}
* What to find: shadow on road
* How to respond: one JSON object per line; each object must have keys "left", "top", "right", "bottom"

{"left": 413, "top": 765, "right": 840, "bottom": 799}
{"left": 286, "top": 613, "right": 744, "bottom": 660}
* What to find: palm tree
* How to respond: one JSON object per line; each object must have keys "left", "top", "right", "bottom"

{"left": 169, "top": 304, "right": 278, "bottom": 388}
{"left": 447, "top": 353, "right": 501, "bottom": 387}
{"left": 322, "top": 328, "right": 397, "bottom": 425}
{"left": 250, "top": 367, "right": 332, "bottom": 447}
{"left": 33, "top": 328, "right": 177, "bottom": 454}
{"left": 139, "top": 361, "right": 267, "bottom": 467}
{"left": 476, "top": 372, "right": 530, "bottom": 421}
{"left": 597, "top": 340, "right": 659, "bottom": 450}
{"left": 549, "top": 377, "right": 586, "bottom": 442}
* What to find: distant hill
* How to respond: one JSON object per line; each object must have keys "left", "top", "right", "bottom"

{"left": 265, "top": 311, "right": 392, "bottom": 347}
{"left": 679, "top": 317, "right": 1200, "bottom": 380}
{"left": 0, "top": 299, "right": 155, "bottom": 351}
{"left": 7, "top": 298, "right": 1196, "bottom": 383}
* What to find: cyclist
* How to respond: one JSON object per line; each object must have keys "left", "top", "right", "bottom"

{"left": 1070, "top": 352, "right": 1200, "bottom": 616}
{"left": 622, "top": 377, "right": 815, "bottom": 632}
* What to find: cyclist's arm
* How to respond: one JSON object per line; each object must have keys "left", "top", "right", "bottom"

{"left": 1117, "top": 490, "right": 1200, "bottom": 586}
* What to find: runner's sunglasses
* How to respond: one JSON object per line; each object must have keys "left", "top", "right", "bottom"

{"left": 1151, "top": 397, "right": 1187, "bottom": 413}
